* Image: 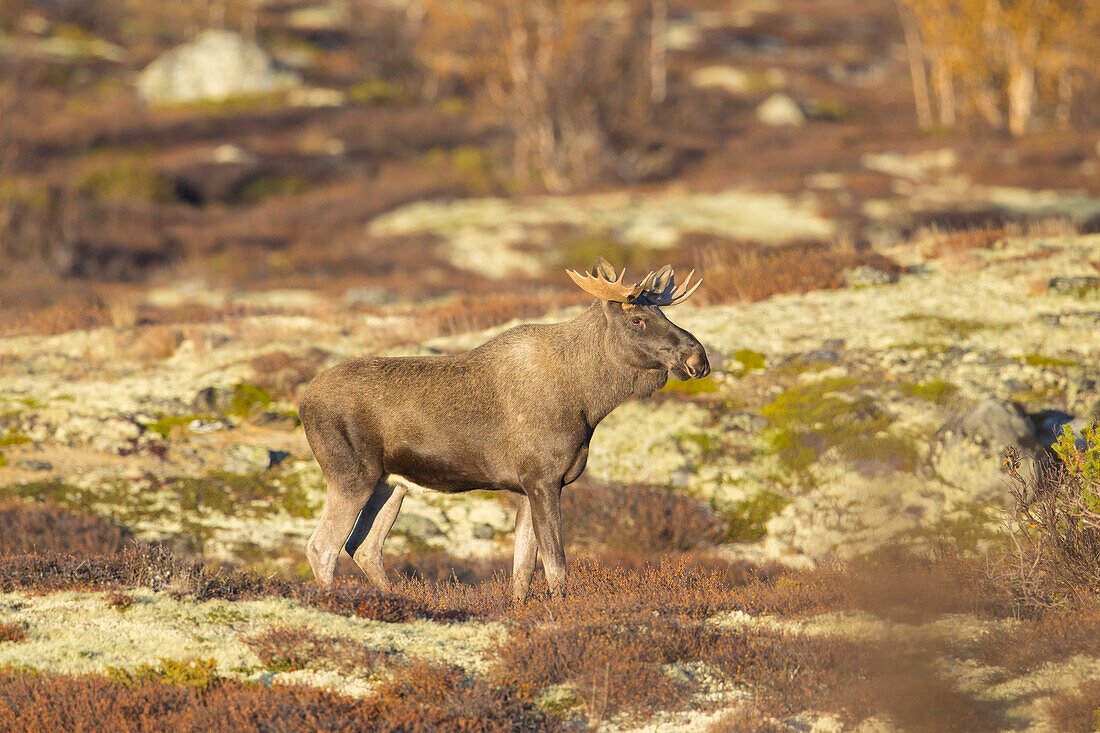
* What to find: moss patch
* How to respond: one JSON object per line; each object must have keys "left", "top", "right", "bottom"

{"left": 558, "top": 233, "right": 660, "bottom": 273}
{"left": 0, "top": 429, "right": 30, "bottom": 447}
{"left": 106, "top": 658, "right": 219, "bottom": 690}
{"left": 1021, "top": 353, "right": 1079, "bottom": 368}
{"left": 732, "top": 349, "right": 766, "bottom": 372}
{"left": 895, "top": 380, "right": 958, "bottom": 405}
{"left": 229, "top": 383, "right": 274, "bottom": 418}
{"left": 235, "top": 175, "right": 309, "bottom": 204}
{"left": 759, "top": 378, "right": 906, "bottom": 477}
{"left": 899, "top": 314, "right": 988, "bottom": 339}
{"left": 347, "top": 78, "right": 404, "bottom": 106}
{"left": 720, "top": 491, "right": 789, "bottom": 542}
{"left": 144, "top": 415, "right": 217, "bottom": 439}
{"left": 0, "top": 471, "right": 321, "bottom": 553}
{"left": 79, "top": 159, "right": 177, "bottom": 204}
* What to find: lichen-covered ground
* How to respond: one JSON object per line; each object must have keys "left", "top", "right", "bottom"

{"left": 4, "top": 232, "right": 1100, "bottom": 730}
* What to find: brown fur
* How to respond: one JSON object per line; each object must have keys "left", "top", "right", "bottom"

{"left": 299, "top": 260, "right": 709, "bottom": 600}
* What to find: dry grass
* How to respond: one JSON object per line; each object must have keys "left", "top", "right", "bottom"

{"left": 692, "top": 239, "right": 903, "bottom": 305}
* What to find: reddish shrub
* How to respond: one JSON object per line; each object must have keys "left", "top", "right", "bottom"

{"left": 387, "top": 548, "right": 509, "bottom": 586}
{"left": 249, "top": 348, "right": 330, "bottom": 401}
{"left": 562, "top": 482, "right": 726, "bottom": 553}
{"left": 105, "top": 591, "right": 135, "bottom": 612}
{"left": 0, "top": 547, "right": 458, "bottom": 623}
{"left": 690, "top": 239, "right": 903, "bottom": 305}
{"left": 497, "top": 619, "right": 690, "bottom": 718}
{"left": 244, "top": 627, "right": 384, "bottom": 674}
{"left": 0, "top": 623, "right": 27, "bottom": 644}
{"left": 968, "top": 603, "right": 1100, "bottom": 676}
{"left": 727, "top": 552, "right": 1012, "bottom": 623}
{"left": 1048, "top": 680, "right": 1100, "bottom": 733}
{"left": 708, "top": 705, "right": 787, "bottom": 732}
{"left": 0, "top": 664, "right": 554, "bottom": 732}
{"left": 0, "top": 498, "right": 134, "bottom": 556}
{"left": 361, "top": 658, "right": 559, "bottom": 732}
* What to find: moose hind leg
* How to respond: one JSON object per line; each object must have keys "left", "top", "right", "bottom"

{"left": 306, "top": 459, "right": 380, "bottom": 588}
{"left": 349, "top": 479, "right": 408, "bottom": 589}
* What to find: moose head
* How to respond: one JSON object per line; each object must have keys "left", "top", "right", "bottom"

{"left": 568, "top": 257, "right": 710, "bottom": 382}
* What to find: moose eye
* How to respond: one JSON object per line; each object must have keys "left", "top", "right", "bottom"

{"left": 630, "top": 316, "right": 644, "bottom": 328}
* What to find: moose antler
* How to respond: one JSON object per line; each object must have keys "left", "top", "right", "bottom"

{"left": 637, "top": 265, "right": 702, "bottom": 306}
{"left": 566, "top": 266, "right": 645, "bottom": 302}
{"left": 566, "top": 260, "right": 702, "bottom": 306}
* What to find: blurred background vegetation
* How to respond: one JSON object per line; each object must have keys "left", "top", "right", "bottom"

{"left": 0, "top": 0, "right": 1097, "bottom": 329}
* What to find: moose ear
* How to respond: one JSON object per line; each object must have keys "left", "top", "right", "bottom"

{"left": 591, "top": 257, "right": 617, "bottom": 280}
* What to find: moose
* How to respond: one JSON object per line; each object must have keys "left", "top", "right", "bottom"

{"left": 299, "top": 258, "right": 709, "bottom": 601}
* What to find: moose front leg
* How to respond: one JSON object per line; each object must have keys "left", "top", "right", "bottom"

{"left": 526, "top": 483, "right": 567, "bottom": 599}
{"left": 512, "top": 495, "right": 539, "bottom": 603}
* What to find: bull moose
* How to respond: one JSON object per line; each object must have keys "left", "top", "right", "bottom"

{"left": 299, "top": 257, "right": 709, "bottom": 601}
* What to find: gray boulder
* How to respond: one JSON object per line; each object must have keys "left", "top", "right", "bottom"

{"left": 393, "top": 514, "right": 444, "bottom": 538}
{"left": 930, "top": 397, "right": 1038, "bottom": 499}
{"left": 137, "top": 29, "right": 298, "bottom": 105}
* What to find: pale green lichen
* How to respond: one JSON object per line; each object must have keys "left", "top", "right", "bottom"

{"left": 0, "top": 590, "right": 506, "bottom": 697}
{"left": 587, "top": 401, "right": 713, "bottom": 485}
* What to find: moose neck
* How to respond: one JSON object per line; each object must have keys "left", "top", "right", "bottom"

{"left": 561, "top": 302, "right": 663, "bottom": 427}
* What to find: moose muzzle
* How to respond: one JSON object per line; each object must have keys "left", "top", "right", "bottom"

{"left": 682, "top": 347, "right": 710, "bottom": 379}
